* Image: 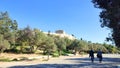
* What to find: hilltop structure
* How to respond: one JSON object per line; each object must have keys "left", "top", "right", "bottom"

{"left": 44, "top": 30, "right": 76, "bottom": 40}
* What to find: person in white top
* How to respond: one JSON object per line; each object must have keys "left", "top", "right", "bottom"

{"left": 97, "top": 49, "right": 103, "bottom": 63}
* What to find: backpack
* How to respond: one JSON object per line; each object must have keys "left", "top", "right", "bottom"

{"left": 97, "top": 51, "right": 102, "bottom": 58}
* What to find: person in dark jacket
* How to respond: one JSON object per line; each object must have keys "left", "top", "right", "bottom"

{"left": 89, "top": 49, "right": 94, "bottom": 63}
{"left": 97, "top": 49, "right": 103, "bottom": 63}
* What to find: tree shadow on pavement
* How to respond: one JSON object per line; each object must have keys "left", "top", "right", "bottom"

{"left": 8, "top": 64, "right": 117, "bottom": 68}
{"left": 66, "top": 57, "right": 120, "bottom": 63}
{"left": 65, "top": 57, "right": 120, "bottom": 68}
{"left": 9, "top": 57, "right": 119, "bottom": 68}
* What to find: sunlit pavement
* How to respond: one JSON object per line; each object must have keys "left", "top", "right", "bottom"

{"left": 0, "top": 54, "right": 120, "bottom": 68}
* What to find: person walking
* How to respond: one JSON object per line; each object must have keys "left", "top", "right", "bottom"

{"left": 89, "top": 49, "right": 94, "bottom": 63}
{"left": 97, "top": 49, "right": 103, "bottom": 63}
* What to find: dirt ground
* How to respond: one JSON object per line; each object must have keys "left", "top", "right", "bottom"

{"left": 0, "top": 54, "right": 120, "bottom": 68}
{"left": 0, "top": 53, "right": 40, "bottom": 59}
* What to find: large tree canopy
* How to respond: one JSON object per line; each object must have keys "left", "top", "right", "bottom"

{"left": 0, "top": 11, "right": 119, "bottom": 54}
{"left": 92, "top": 0, "right": 120, "bottom": 47}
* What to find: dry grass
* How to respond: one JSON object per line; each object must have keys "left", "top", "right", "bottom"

{"left": 0, "top": 53, "right": 41, "bottom": 60}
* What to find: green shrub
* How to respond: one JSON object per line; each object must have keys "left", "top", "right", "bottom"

{"left": 52, "top": 53, "right": 59, "bottom": 57}
{"left": 19, "top": 57, "right": 29, "bottom": 61}
{"left": 61, "top": 50, "right": 70, "bottom": 56}
{"left": 52, "top": 51, "right": 59, "bottom": 57}
{"left": 12, "top": 58, "right": 19, "bottom": 61}
{"left": 0, "top": 58, "right": 11, "bottom": 62}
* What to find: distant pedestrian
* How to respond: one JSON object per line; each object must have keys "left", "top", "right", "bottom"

{"left": 97, "top": 49, "right": 103, "bottom": 63}
{"left": 89, "top": 49, "right": 94, "bottom": 63}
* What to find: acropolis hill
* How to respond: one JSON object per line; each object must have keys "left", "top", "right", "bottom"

{"left": 44, "top": 30, "right": 76, "bottom": 40}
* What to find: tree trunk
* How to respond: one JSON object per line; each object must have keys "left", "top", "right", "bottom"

{"left": 34, "top": 46, "right": 39, "bottom": 52}
{"left": 30, "top": 45, "right": 34, "bottom": 53}
{"left": 47, "top": 50, "right": 50, "bottom": 60}
{"left": 58, "top": 50, "right": 61, "bottom": 56}
{"left": 20, "top": 45, "right": 23, "bottom": 53}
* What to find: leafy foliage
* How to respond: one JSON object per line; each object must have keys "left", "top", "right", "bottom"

{"left": 0, "top": 11, "right": 120, "bottom": 55}
{"left": 54, "top": 37, "right": 66, "bottom": 56}
{"left": 92, "top": 0, "right": 120, "bottom": 47}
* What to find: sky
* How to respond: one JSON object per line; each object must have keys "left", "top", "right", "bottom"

{"left": 0, "top": 0, "right": 111, "bottom": 43}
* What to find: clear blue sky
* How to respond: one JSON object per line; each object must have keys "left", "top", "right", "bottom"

{"left": 0, "top": 0, "right": 110, "bottom": 43}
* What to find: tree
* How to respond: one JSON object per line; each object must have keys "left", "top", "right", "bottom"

{"left": 44, "top": 36, "right": 57, "bottom": 60}
{"left": 0, "top": 12, "right": 18, "bottom": 40}
{"left": 16, "top": 26, "right": 34, "bottom": 53}
{"left": 33, "top": 28, "right": 47, "bottom": 52}
{"left": 79, "top": 40, "right": 89, "bottom": 52}
{"left": 0, "top": 11, "right": 18, "bottom": 53}
{"left": 64, "top": 37, "right": 72, "bottom": 48}
{"left": 92, "top": 0, "right": 120, "bottom": 47}
{"left": 9, "top": 20, "right": 18, "bottom": 50}
{"left": 0, "top": 34, "right": 10, "bottom": 53}
{"left": 69, "top": 39, "right": 81, "bottom": 55}
{"left": 54, "top": 37, "right": 66, "bottom": 56}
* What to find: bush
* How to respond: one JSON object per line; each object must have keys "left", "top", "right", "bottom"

{"left": 61, "top": 50, "right": 70, "bottom": 56}
{"left": 52, "top": 53, "right": 59, "bottom": 57}
{"left": 0, "top": 36, "right": 10, "bottom": 53}
{"left": 12, "top": 58, "right": 19, "bottom": 61}
{"left": 52, "top": 51, "right": 59, "bottom": 57}
{"left": 6, "top": 49, "right": 20, "bottom": 54}
{"left": 19, "top": 57, "right": 29, "bottom": 61}
{"left": 0, "top": 58, "right": 11, "bottom": 62}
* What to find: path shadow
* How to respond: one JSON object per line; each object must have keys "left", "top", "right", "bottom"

{"left": 65, "top": 57, "right": 120, "bottom": 68}
{"left": 66, "top": 57, "right": 120, "bottom": 63}
{"left": 8, "top": 57, "right": 119, "bottom": 68}
{"left": 8, "top": 64, "right": 117, "bottom": 68}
